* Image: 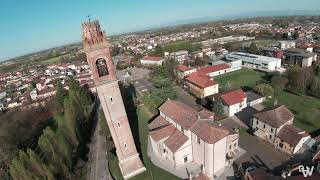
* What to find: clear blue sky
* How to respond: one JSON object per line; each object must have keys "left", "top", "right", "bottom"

{"left": 1, "top": 0, "right": 319, "bottom": 61}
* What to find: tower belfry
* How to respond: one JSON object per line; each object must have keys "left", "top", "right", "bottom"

{"left": 82, "top": 20, "right": 146, "bottom": 179}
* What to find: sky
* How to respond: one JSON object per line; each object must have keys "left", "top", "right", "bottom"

{"left": 1, "top": 0, "right": 320, "bottom": 61}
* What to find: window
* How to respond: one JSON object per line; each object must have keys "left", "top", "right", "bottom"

{"left": 234, "top": 142, "right": 237, "bottom": 147}
{"left": 269, "top": 135, "right": 272, "bottom": 139}
{"left": 197, "top": 137, "right": 201, "bottom": 144}
{"left": 271, "top": 128, "right": 273, "bottom": 133}
{"left": 229, "top": 145, "right": 232, "bottom": 150}
{"left": 256, "top": 121, "right": 259, "bottom": 125}
{"left": 117, "top": 122, "right": 121, "bottom": 128}
{"left": 110, "top": 96, "right": 113, "bottom": 103}
{"left": 163, "top": 149, "right": 166, "bottom": 154}
{"left": 124, "top": 143, "right": 127, "bottom": 149}
{"left": 184, "top": 156, "right": 188, "bottom": 163}
{"left": 96, "top": 58, "right": 109, "bottom": 77}
{"left": 263, "top": 124, "right": 266, "bottom": 129}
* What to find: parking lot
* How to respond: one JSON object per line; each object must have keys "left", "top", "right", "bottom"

{"left": 236, "top": 133, "right": 290, "bottom": 171}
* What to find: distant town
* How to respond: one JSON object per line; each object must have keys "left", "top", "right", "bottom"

{"left": 1, "top": 15, "right": 320, "bottom": 180}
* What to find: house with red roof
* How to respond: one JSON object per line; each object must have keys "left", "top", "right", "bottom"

{"left": 185, "top": 72, "right": 219, "bottom": 98}
{"left": 174, "top": 64, "right": 197, "bottom": 80}
{"left": 197, "top": 63, "right": 231, "bottom": 77}
{"left": 148, "top": 99, "right": 241, "bottom": 179}
{"left": 140, "top": 56, "right": 164, "bottom": 66}
{"left": 213, "top": 89, "right": 247, "bottom": 117}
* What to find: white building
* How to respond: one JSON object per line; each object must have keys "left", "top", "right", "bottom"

{"left": 225, "top": 52, "right": 281, "bottom": 71}
{"left": 213, "top": 89, "right": 247, "bottom": 117}
{"left": 148, "top": 99, "right": 240, "bottom": 179}
{"left": 279, "top": 41, "right": 296, "bottom": 49}
{"left": 140, "top": 56, "right": 164, "bottom": 66}
{"left": 170, "top": 51, "right": 189, "bottom": 64}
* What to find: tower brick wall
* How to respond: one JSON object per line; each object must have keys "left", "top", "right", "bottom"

{"left": 82, "top": 20, "right": 145, "bottom": 179}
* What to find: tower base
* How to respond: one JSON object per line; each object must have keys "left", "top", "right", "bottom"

{"left": 119, "top": 154, "right": 146, "bottom": 179}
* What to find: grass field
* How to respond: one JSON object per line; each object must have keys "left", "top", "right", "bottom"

{"left": 108, "top": 104, "right": 179, "bottom": 180}
{"left": 215, "top": 68, "right": 267, "bottom": 90}
{"left": 216, "top": 68, "right": 320, "bottom": 133}
{"left": 264, "top": 91, "right": 320, "bottom": 132}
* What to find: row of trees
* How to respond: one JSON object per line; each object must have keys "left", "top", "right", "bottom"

{"left": 286, "top": 65, "right": 320, "bottom": 97}
{"left": 9, "top": 78, "right": 94, "bottom": 179}
{"left": 147, "top": 60, "right": 177, "bottom": 111}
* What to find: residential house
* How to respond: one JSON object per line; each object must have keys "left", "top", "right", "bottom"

{"left": 274, "top": 125, "right": 310, "bottom": 155}
{"left": 170, "top": 51, "right": 189, "bottom": 64}
{"left": 279, "top": 41, "right": 296, "bottom": 49}
{"left": 245, "top": 91, "right": 266, "bottom": 106}
{"left": 185, "top": 72, "right": 219, "bottom": 98}
{"left": 140, "top": 56, "right": 164, "bottom": 66}
{"left": 147, "top": 99, "right": 240, "bottom": 178}
{"left": 252, "top": 105, "right": 294, "bottom": 144}
{"left": 284, "top": 48, "right": 317, "bottom": 67}
{"left": 174, "top": 65, "right": 197, "bottom": 80}
{"left": 213, "top": 89, "right": 247, "bottom": 117}
{"left": 262, "top": 47, "right": 284, "bottom": 59}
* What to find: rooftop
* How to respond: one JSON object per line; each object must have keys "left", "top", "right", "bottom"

{"left": 226, "top": 52, "right": 281, "bottom": 62}
{"left": 142, "top": 56, "right": 163, "bottom": 61}
{"left": 253, "top": 105, "right": 294, "bottom": 128}
{"left": 197, "top": 64, "right": 230, "bottom": 75}
{"left": 276, "top": 125, "right": 309, "bottom": 146}
{"left": 190, "top": 121, "right": 229, "bottom": 144}
{"left": 215, "top": 89, "right": 246, "bottom": 106}
{"left": 185, "top": 72, "right": 217, "bottom": 89}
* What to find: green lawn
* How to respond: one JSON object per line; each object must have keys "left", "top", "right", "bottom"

{"left": 108, "top": 104, "right": 179, "bottom": 180}
{"left": 38, "top": 55, "right": 63, "bottom": 65}
{"left": 264, "top": 91, "right": 320, "bottom": 132}
{"left": 216, "top": 68, "right": 320, "bottom": 132}
{"left": 215, "top": 68, "right": 267, "bottom": 90}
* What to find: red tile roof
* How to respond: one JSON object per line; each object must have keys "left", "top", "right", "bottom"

{"left": 149, "top": 124, "right": 175, "bottom": 142}
{"left": 164, "top": 129, "right": 188, "bottom": 152}
{"left": 185, "top": 72, "right": 217, "bottom": 88}
{"left": 253, "top": 105, "right": 294, "bottom": 128}
{"left": 158, "top": 99, "right": 199, "bottom": 129}
{"left": 175, "top": 64, "right": 193, "bottom": 72}
{"left": 192, "top": 173, "right": 210, "bottom": 180}
{"left": 276, "top": 125, "right": 309, "bottom": 146}
{"left": 215, "top": 89, "right": 246, "bottom": 106}
{"left": 197, "top": 64, "right": 230, "bottom": 75}
{"left": 190, "top": 121, "right": 229, "bottom": 144}
{"left": 142, "top": 56, "right": 163, "bottom": 61}
{"left": 148, "top": 116, "right": 170, "bottom": 130}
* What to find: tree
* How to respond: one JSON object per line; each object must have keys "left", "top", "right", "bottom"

{"left": 27, "top": 82, "right": 36, "bottom": 92}
{"left": 149, "top": 45, "right": 164, "bottom": 57}
{"left": 254, "top": 84, "right": 274, "bottom": 97}
{"left": 212, "top": 98, "right": 224, "bottom": 115}
{"left": 286, "top": 66, "right": 305, "bottom": 95}
{"left": 247, "top": 42, "right": 260, "bottom": 55}
{"left": 38, "top": 127, "right": 72, "bottom": 176}
{"left": 55, "top": 80, "right": 65, "bottom": 108}
{"left": 9, "top": 149, "right": 54, "bottom": 180}
{"left": 271, "top": 76, "right": 288, "bottom": 90}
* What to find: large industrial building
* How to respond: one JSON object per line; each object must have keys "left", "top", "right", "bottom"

{"left": 225, "top": 52, "right": 281, "bottom": 71}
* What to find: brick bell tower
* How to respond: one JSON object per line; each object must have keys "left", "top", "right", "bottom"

{"left": 82, "top": 20, "right": 146, "bottom": 179}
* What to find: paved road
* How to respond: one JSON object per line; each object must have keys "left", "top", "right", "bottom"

{"left": 87, "top": 105, "right": 112, "bottom": 180}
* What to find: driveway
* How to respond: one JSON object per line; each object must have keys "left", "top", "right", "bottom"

{"left": 236, "top": 134, "right": 290, "bottom": 171}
